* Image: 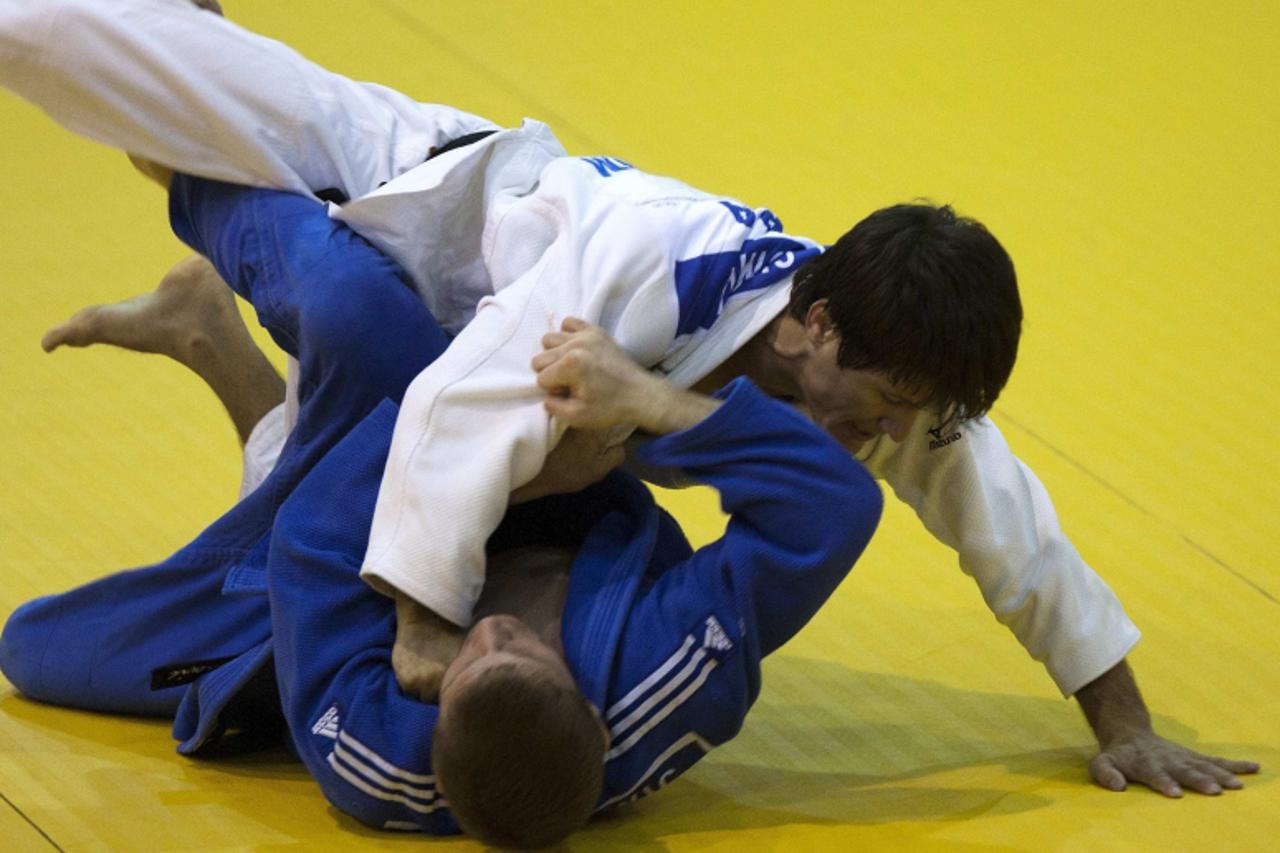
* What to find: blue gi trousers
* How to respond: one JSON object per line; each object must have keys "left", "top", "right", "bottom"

{"left": 0, "top": 178, "right": 449, "bottom": 718}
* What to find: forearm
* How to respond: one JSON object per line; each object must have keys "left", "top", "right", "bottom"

{"left": 634, "top": 378, "right": 883, "bottom": 656}
{"left": 363, "top": 289, "right": 565, "bottom": 626}
{"left": 1075, "top": 658, "right": 1152, "bottom": 745}
{"left": 635, "top": 378, "right": 721, "bottom": 435}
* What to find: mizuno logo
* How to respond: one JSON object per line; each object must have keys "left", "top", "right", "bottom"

{"left": 927, "top": 424, "right": 962, "bottom": 451}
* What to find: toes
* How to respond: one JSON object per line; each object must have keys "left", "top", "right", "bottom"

{"left": 41, "top": 307, "right": 101, "bottom": 352}
{"left": 40, "top": 326, "right": 68, "bottom": 352}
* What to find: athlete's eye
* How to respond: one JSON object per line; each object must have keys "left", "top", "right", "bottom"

{"left": 885, "top": 393, "right": 925, "bottom": 410}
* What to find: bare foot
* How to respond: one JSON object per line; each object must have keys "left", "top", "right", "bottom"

{"left": 393, "top": 592, "right": 466, "bottom": 703}
{"left": 42, "top": 255, "right": 243, "bottom": 365}
{"left": 43, "top": 255, "right": 285, "bottom": 444}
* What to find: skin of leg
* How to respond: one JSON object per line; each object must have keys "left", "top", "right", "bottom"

{"left": 41, "top": 255, "right": 285, "bottom": 445}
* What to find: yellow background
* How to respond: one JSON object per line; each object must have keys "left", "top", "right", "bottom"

{"left": 1, "top": 1, "right": 1276, "bottom": 850}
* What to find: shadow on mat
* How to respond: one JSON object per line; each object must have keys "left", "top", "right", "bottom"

{"left": 2, "top": 658, "right": 1269, "bottom": 848}
{"left": 572, "top": 657, "right": 1271, "bottom": 848}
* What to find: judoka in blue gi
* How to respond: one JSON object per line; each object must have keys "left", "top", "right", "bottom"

{"left": 0, "top": 174, "right": 883, "bottom": 847}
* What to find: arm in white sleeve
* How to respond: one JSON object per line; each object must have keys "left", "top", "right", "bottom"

{"left": 361, "top": 206, "right": 677, "bottom": 626}
{"left": 0, "top": 0, "right": 496, "bottom": 198}
{"left": 862, "top": 415, "right": 1141, "bottom": 696}
{"left": 360, "top": 261, "right": 567, "bottom": 627}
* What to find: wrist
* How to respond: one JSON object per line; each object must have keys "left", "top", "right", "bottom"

{"left": 638, "top": 382, "right": 720, "bottom": 435}
{"left": 1075, "top": 659, "right": 1154, "bottom": 746}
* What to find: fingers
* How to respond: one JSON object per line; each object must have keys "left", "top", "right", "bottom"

{"left": 532, "top": 346, "right": 561, "bottom": 373}
{"left": 1172, "top": 764, "right": 1224, "bottom": 795}
{"left": 1089, "top": 754, "right": 1127, "bottom": 792}
{"left": 1209, "top": 757, "right": 1260, "bottom": 775}
{"left": 1144, "top": 767, "right": 1183, "bottom": 798}
{"left": 1186, "top": 756, "right": 1258, "bottom": 792}
{"left": 532, "top": 322, "right": 592, "bottom": 371}
{"left": 1092, "top": 742, "right": 1259, "bottom": 798}
{"left": 536, "top": 352, "right": 578, "bottom": 393}
{"left": 1093, "top": 751, "right": 1183, "bottom": 797}
{"left": 538, "top": 330, "right": 573, "bottom": 352}
{"left": 1192, "top": 760, "right": 1241, "bottom": 791}
{"left": 543, "top": 394, "right": 586, "bottom": 424}
{"left": 1168, "top": 753, "right": 1258, "bottom": 794}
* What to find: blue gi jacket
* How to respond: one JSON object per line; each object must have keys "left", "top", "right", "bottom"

{"left": 170, "top": 376, "right": 881, "bottom": 833}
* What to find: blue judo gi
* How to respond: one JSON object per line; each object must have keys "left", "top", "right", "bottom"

{"left": 1, "top": 178, "right": 883, "bottom": 834}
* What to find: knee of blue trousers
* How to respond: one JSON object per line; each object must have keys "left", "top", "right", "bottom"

{"left": 298, "top": 262, "right": 449, "bottom": 403}
{"left": 0, "top": 596, "right": 58, "bottom": 700}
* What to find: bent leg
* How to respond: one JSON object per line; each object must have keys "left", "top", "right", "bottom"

{"left": 41, "top": 255, "right": 285, "bottom": 446}
{"left": 0, "top": 556, "right": 270, "bottom": 716}
{"left": 169, "top": 177, "right": 451, "bottom": 416}
{"left": 0, "top": 0, "right": 497, "bottom": 198}
{"left": 166, "top": 176, "right": 454, "bottom": 532}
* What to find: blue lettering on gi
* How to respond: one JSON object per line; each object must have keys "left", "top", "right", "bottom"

{"left": 719, "top": 202, "right": 784, "bottom": 233}
{"left": 583, "top": 156, "right": 634, "bottom": 177}
{"left": 720, "top": 201, "right": 756, "bottom": 227}
{"left": 759, "top": 209, "right": 783, "bottom": 232}
{"left": 673, "top": 237, "right": 821, "bottom": 336}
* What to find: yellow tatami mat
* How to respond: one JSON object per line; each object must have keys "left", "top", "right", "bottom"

{"left": 1, "top": 2, "right": 1276, "bottom": 849}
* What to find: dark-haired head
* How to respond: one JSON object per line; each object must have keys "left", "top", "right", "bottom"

{"left": 787, "top": 202, "right": 1021, "bottom": 426}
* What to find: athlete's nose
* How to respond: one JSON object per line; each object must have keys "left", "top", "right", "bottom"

{"left": 471, "top": 614, "right": 518, "bottom": 651}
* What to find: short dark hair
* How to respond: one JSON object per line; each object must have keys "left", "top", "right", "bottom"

{"left": 433, "top": 662, "right": 605, "bottom": 848}
{"left": 788, "top": 202, "right": 1021, "bottom": 424}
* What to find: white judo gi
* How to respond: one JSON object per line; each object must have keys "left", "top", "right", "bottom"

{"left": 0, "top": 0, "right": 1139, "bottom": 696}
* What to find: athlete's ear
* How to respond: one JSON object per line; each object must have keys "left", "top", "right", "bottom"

{"left": 803, "top": 298, "right": 836, "bottom": 346}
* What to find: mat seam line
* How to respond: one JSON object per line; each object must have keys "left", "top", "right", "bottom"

{"left": 998, "top": 412, "right": 1277, "bottom": 606}
{"left": 0, "top": 791, "right": 64, "bottom": 852}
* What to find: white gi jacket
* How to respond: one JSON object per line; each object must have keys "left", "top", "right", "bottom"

{"left": 0, "top": 0, "right": 1139, "bottom": 695}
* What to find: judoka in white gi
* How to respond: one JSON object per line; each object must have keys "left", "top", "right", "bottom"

{"left": 0, "top": 0, "right": 1259, "bottom": 798}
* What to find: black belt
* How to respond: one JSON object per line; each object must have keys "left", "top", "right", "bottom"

{"left": 314, "top": 129, "right": 499, "bottom": 206}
